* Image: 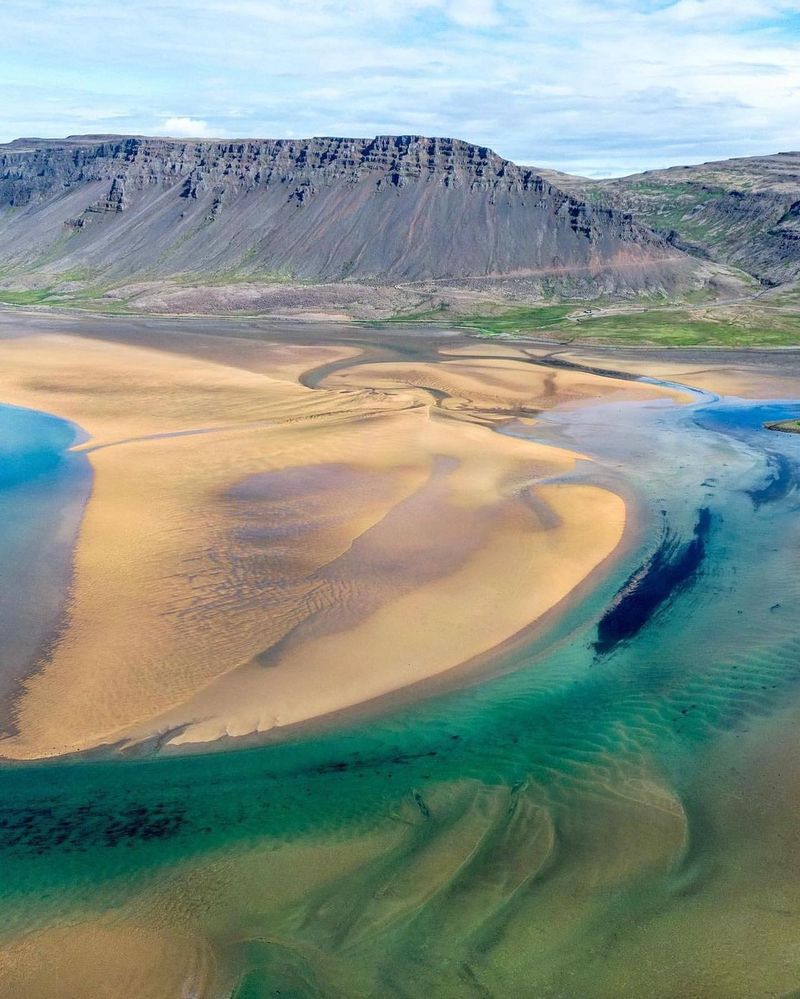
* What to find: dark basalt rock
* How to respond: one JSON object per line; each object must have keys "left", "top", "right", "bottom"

{"left": 0, "top": 133, "right": 703, "bottom": 292}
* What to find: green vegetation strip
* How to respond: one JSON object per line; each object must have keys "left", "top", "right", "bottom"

{"left": 0, "top": 289, "right": 56, "bottom": 305}
{"left": 3, "top": 287, "right": 799, "bottom": 347}
{"left": 457, "top": 305, "right": 574, "bottom": 334}
{"left": 387, "top": 304, "right": 574, "bottom": 334}
{"left": 392, "top": 302, "right": 800, "bottom": 346}
{"left": 570, "top": 310, "right": 800, "bottom": 347}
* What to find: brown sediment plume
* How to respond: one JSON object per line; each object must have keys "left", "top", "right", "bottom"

{"left": 0, "top": 331, "right": 677, "bottom": 759}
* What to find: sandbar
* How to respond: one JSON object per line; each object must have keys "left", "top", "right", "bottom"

{"left": 0, "top": 328, "right": 648, "bottom": 759}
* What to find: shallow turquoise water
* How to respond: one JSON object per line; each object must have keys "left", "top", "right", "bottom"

{"left": 2, "top": 390, "right": 800, "bottom": 994}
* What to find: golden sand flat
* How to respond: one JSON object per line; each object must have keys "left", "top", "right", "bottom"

{"left": 0, "top": 331, "right": 675, "bottom": 759}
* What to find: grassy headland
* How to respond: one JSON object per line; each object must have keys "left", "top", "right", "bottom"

{"left": 766, "top": 419, "right": 800, "bottom": 434}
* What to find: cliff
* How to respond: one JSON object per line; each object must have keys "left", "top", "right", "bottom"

{"left": 0, "top": 134, "right": 714, "bottom": 296}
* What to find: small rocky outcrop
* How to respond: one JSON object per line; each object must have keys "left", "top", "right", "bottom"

{"left": 85, "top": 176, "right": 127, "bottom": 214}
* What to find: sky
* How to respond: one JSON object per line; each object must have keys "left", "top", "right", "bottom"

{"left": 1, "top": 0, "right": 799, "bottom": 177}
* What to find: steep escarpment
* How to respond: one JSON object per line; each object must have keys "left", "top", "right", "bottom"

{"left": 0, "top": 134, "right": 719, "bottom": 297}
{"left": 538, "top": 152, "right": 800, "bottom": 287}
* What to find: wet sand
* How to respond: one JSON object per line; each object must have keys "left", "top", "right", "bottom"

{"left": 0, "top": 323, "right": 670, "bottom": 760}
{"left": 0, "top": 919, "right": 220, "bottom": 999}
{"left": 543, "top": 344, "right": 800, "bottom": 399}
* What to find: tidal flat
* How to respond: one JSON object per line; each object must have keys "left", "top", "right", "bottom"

{"left": 0, "top": 311, "right": 800, "bottom": 996}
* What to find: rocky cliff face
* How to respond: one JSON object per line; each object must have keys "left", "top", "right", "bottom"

{"left": 538, "top": 153, "right": 800, "bottom": 287}
{"left": 0, "top": 134, "right": 715, "bottom": 294}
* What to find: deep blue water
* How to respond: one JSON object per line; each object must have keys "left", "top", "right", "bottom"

{"left": 0, "top": 404, "right": 91, "bottom": 699}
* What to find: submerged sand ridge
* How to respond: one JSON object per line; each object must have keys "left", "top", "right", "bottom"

{"left": 0, "top": 328, "right": 679, "bottom": 759}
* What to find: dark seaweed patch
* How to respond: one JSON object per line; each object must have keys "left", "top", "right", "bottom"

{"left": 594, "top": 508, "right": 711, "bottom": 656}
{"left": 312, "top": 748, "right": 439, "bottom": 777}
{"left": 0, "top": 799, "right": 187, "bottom": 855}
{"left": 746, "top": 453, "right": 796, "bottom": 509}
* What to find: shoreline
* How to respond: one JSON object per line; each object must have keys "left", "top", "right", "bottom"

{"left": 0, "top": 402, "right": 93, "bottom": 733}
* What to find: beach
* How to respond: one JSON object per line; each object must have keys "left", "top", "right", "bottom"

{"left": 0, "top": 323, "right": 676, "bottom": 759}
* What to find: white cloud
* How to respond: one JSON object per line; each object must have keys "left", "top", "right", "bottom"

{"left": 445, "top": 0, "right": 500, "bottom": 27}
{"left": 1, "top": 0, "right": 799, "bottom": 173}
{"left": 154, "top": 116, "right": 216, "bottom": 138}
